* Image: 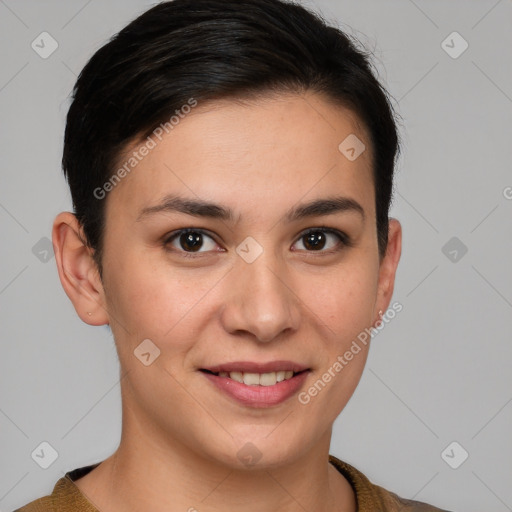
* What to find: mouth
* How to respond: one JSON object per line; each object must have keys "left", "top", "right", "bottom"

{"left": 198, "top": 361, "right": 311, "bottom": 407}
{"left": 199, "top": 368, "right": 309, "bottom": 386}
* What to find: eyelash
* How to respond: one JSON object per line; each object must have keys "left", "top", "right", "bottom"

{"left": 163, "top": 227, "right": 352, "bottom": 258}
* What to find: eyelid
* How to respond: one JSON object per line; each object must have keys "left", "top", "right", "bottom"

{"left": 291, "top": 226, "right": 351, "bottom": 252}
{"left": 163, "top": 228, "right": 223, "bottom": 256}
{"left": 164, "top": 227, "right": 217, "bottom": 241}
{"left": 163, "top": 226, "right": 352, "bottom": 256}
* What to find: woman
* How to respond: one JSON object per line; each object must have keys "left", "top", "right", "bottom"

{"left": 16, "top": 0, "right": 452, "bottom": 510}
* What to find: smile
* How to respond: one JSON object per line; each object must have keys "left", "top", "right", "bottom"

{"left": 199, "top": 363, "right": 311, "bottom": 407}
{"left": 201, "top": 369, "right": 303, "bottom": 386}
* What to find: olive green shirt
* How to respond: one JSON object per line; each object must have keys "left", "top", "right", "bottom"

{"left": 14, "top": 454, "right": 452, "bottom": 511}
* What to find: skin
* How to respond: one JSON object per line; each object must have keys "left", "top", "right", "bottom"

{"left": 53, "top": 91, "right": 401, "bottom": 512}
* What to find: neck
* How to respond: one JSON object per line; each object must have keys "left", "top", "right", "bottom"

{"left": 74, "top": 414, "right": 356, "bottom": 512}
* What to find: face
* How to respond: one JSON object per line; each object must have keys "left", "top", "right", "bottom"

{"left": 73, "top": 92, "right": 401, "bottom": 469}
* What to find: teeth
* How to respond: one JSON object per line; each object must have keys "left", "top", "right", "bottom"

{"left": 229, "top": 371, "right": 244, "bottom": 383}
{"left": 259, "top": 372, "right": 277, "bottom": 386}
{"left": 243, "top": 372, "right": 261, "bottom": 386}
{"left": 216, "top": 370, "right": 298, "bottom": 386}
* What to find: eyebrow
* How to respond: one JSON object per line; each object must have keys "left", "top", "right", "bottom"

{"left": 136, "top": 194, "right": 365, "bottom": 223}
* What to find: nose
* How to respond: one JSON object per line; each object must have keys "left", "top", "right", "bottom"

{"left": 220, "top": 252, "right": 301, "bottom": 343}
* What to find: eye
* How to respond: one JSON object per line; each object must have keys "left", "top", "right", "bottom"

{"left": 164, "top": 229, "right": 220, "bottom": 254}
{"left": 292, "top": 227, "right": 349, "bottom": 253}
{"left": 163, "top": 227, "right": 350, "bottom": 257}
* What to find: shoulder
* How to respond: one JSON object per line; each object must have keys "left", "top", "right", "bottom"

{"left": 13, "top": 477, "right": 64, "bottom": 511}
{"left": 329, "top": 454, "right": 454, "bottom": 512}
{"left": 372, "top": 483, "right": 454, "bottom": 512}
{"left": 13, "top": 493, "right": 54, "bottom": 511}
{"left": 13, "top": 468, "right": 99, "bottom": 512}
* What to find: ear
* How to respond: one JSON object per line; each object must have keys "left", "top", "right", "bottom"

{"left": 52, "top": 211, "right": 109, "bottom": 326}
{"left": 373, "top": 218, "right": 402, "bottom": 325}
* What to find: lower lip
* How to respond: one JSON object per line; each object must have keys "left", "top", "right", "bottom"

{"left": 201, "top": 371, "right": 310, "bottom": 408}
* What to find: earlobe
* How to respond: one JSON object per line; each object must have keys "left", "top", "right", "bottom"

{"left": 373, "top": 218, "right": 402, "bottom": 323}
{"left": 52, "top": 212, "right": 109, "bottom": 326}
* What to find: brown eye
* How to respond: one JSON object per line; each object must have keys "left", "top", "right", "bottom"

{"left": 165, "top": 229, "right": 219, "bottom": 253}
{"left": 179, "top": 232, "right": 203, "bottom": 251}
{"left": 292, "top": 228, "right": 348, "bottom": 252}
{"left": 303, "top": 231, "right": 327, "bottom": 250}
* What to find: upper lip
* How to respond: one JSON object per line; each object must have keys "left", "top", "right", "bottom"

{"left": 201, "top": 361, "right": 310, "bottom": 374}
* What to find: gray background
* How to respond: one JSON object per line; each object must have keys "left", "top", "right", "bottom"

{"left": 1, "top": 1, "right": 511, "bottom": 511}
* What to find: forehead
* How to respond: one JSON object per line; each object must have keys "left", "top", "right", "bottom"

{"left": 106, "top": 92, "right": 375, "bottom": 223}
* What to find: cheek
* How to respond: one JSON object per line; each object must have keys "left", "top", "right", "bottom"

{"left": 103, "top": 249, "right": 215, "bottom": 350}
{"left": 300, "top": 258, "right": 378, "bottom": 337}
